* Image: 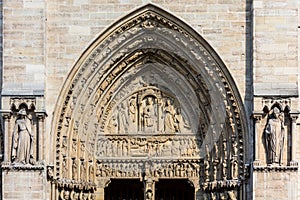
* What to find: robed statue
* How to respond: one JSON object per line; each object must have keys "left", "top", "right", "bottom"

{"left": 11, "top": 108, "right": 34, "bottom": 165}
{"left": 264, "top": 107, "right": 285, "bottom": 165}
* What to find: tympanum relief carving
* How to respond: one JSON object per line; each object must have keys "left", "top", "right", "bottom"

{"left": 104, "top": 86, "right": 191, "bottom": 135}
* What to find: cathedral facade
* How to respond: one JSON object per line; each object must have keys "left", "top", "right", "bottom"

{"left": 0, "top": 1, "right": 299, "bottom": 199}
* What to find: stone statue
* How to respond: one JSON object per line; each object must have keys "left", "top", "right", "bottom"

{"left": 174, "top": 108, "right": 190, "bottom": 133}
{"left": 12, "top": 108, "right": 34, "bottom": 165}
{"left": 128, "top": 98, "right": 137, "bottom": 133}
{"left": 129, "top": 98, "right": 136, "bottom": 123}
{"left": 231, "top": 157, "right": 238, "bottom": 179}
{"left": 164, "top": 99, "right": 176, "bottom": 133}
{"left": 204, "top": 144, "right": 210, "bottom": 181}
{"left": 72, "top": 159, "right": 78, "bottom": 180}
{"left": 107, "top": 115, "right": 118, "bottom": 133}
{"left": 142, "top": 97, "right": 156, "bottom": 132}
{"left": 264, "top": 107, "right": 285, "bottom": 165}
{"left": 118, "top": 102, "right": 128, "bottom": 133}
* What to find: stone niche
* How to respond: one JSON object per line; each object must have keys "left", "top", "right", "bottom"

{"left": 253, "top": 97, "right": 299, "bottom": 167}
{"left": 252, "top": 97, "right": 299, "bottom": 200}
{"left": 0, "top": 96, "right": 47, "bottom": 200}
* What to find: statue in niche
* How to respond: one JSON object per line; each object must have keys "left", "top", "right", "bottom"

{"left": 118, "top": 102, "right": 128, "bottom": 133}
{"left": 11, "top": 108, "right": 35, "bottom": 165}
{"left": 264, "top": 107, "right": 285, "bottom": 165}
{"left": 62, "top": 136, "right": 67, "bottom": 155}
{"left": 164, "top": 98, "right": 176, "bottom": 133}
{"left": 142, "top": 97, "right": 156, "bottom": 132}
{"left": 204, "top": 144, "right": 210, "bottom": 181}
{"left": 62, "top": 156, "right": 68, "bottom": 178}
{"left": 72, "top": 158, "right": 78, "bottom": 180}
{"left": 231, "top": 157, "right": 238, "bottom": 179}
{"left": 72, "top": 140, "right": 77, "bottom": 156}
{"left": 222, "top": 140, "right": 228, "bottom": 180}
{"left": 214, "top": 141, "right": 219, "bottom": 161}
{"left": 89, "top": 162, "right": 95, "bottom": 181}
{"left": 80, "top": 160, "right": 86, "bottom": 181}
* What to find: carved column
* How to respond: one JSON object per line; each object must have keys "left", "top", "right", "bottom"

{"left": 36, "top": 112, "right": 47, "bottom": 161}
{"left": 2, "top": 112, "right": 11, "bottom": 162}
{"left": 144, "top": 178, "right": 155, "bottom": 200}
{"left": 289, "top": 113, "right": 298, "bottom": 166}
{"left": 253, "top": 114, "right": 262, "bottom": 166}
{"left": 96, "top": 178, "right": 111, "bottom": 200}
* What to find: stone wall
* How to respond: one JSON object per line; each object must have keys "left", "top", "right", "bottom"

{"left": 253, "top": 170, "right": 298, "bottom": 200}
{"left": 1, "top": 0, "right": 300, "bottom": 200}
{"left": 253, "top": 0, "right": 299, "bottom": 97}
{"left": 2, "top": 169, "right": 47, "bottom": 200}
{"left": 2, "top": 0, "right": 45, "bottom": 96}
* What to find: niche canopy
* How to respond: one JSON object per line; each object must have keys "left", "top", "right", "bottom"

{"left": 51, "top": 3, "right": 248, "bottom": 193}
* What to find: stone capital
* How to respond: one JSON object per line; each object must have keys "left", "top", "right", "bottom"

{"left": 252, "top": 113, "right": 263, "bottom": 122}
{"left": 289, "top": 113, "right": 299, "bottom": 123}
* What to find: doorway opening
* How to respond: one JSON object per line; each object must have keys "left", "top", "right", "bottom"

{"left": 155, "top": 179, "right": 194, "bottom": 200}
{"left": 105, "top": 179, "right": 144, "bottom": 200}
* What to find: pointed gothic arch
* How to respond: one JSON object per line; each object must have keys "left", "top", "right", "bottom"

{"left": 50, "top": 3, "right": 249, "bottom": 199}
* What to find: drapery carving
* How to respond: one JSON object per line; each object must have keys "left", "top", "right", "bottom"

{"left": 103, "top": 86, "right": 192, "bottom": 135}
{"left": 253, "top": 98, "right": 299, "bottom": 169}
{"left": 264, "top": 107, "right": 285, "bottom": 165}
{"left": 12, "top": 108, "right": 34, "bottom": 165}
{"left": 1, "top": 97, "right": 47, "bottom": 167}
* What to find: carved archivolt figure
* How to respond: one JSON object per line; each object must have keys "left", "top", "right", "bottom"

{"left": 264, "top": 107, "right": 285, "bottom": 165}
{"left": 107, "top": 115, "right": 118, "bottom": 133}
{"left": 72, "top": 159, "right": 78, "bottom": 180}
{"left": 12, "top": 108, "right": 34, "bottom": 165}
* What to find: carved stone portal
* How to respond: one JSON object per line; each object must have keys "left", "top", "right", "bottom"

{"left": 50, "top": 4, "right": 247, "bottom": 200}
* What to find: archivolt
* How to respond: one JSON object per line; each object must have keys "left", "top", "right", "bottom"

{"left": 51, "top": 3, "right": 248, "bottom": 194}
